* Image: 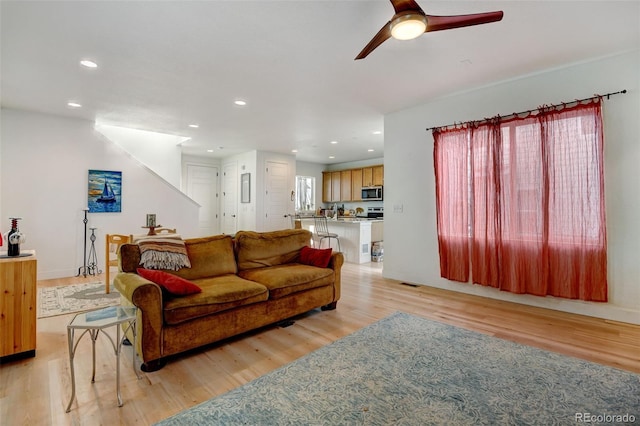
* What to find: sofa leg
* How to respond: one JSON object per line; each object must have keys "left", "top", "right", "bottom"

{"left": 276, "top": 319, "right": 295, "bottom": 328}
{"left": 321, "top": 301, "right": 337, "bottom": 311}
{"left": 141, "top": 358, "right": 167, "bottom": 372}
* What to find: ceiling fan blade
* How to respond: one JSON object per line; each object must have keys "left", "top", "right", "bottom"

{"left": 390, "top": 0, "right": 424, "bottom": 15}
{"left": 355, "top": 21, "right": 392, "bottom": 60}
{"left": 425, "top": 11, "right": 504, "bottom": 33}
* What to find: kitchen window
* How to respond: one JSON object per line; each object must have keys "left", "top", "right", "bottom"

{"left": 295, "top": 176, "right": 316, "bottom": 213}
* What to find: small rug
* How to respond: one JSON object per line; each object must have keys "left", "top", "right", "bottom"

{"left": 37, "top": 282, "right": 120, "bottom": 318}
{"left": 156, "top": 312, "right": 640, "bottom": 426}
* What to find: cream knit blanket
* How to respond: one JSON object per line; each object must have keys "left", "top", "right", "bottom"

{"left": 138, "top": 238, "right": 191, "bottom": 271}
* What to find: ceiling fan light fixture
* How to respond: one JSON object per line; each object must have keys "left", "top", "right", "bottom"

{"left": 390, "top": 13, "right": 427, "bottom": 40}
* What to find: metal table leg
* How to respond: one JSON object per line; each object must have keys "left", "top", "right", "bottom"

{"left": 65, "top": 327, "right": 76, "bottom": 413}
{"left": 65, "top": 310, "right": 139, "bottom": 412}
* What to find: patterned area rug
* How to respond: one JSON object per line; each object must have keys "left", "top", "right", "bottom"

{"left": 156, "top": 312, "right": 639, "bottom": 425}
{"left": 38, "top": 282, "right": 120, "bottom": 318}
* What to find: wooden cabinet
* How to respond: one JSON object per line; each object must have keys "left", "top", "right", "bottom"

{"left": 372, "top": 165, "right": 384, "bottom": 186}
{"left": 323, "top": 171, "right": 343, "bottom": 202}
{"left": 351, "top": 168, "right": 362, "bottom": 201}
{"left": 0, "top": 251, "right": 37, "bottom": 361}
{"left": 362, "top": 165, "right": 384, "bottom": 186}
{"left": 331, "top": 171, "right": 341, "bottom": 202}
{"left": 340, "top": 170, "right": 352, "bottom": 201}
{"left": 322, "top": 172, "right": 332, "bottom": 202}
{"left": 322, "top": 165, "right": 383, "bottom": 202}
{"left": 362, "top": 167, "right": 373, "bottom": 187}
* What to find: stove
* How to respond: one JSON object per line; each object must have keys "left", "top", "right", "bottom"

{"left": 357, "top": 207, "right": 383, "bottom": 219}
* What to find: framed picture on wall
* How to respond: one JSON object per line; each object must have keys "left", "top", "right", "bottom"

{"left": 241, "top": 173, "right": 250, "bottom": 203}
{"left": 88, "top": 169, "right": 122, "bottom": 213}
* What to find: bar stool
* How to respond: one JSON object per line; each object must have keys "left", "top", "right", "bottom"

{"left": 313, "top": 215, "right": 341, "bottom": 252}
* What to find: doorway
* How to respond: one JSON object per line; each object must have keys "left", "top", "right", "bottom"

{"left": 185, "top": 164, "right": 219, "bottom": 237}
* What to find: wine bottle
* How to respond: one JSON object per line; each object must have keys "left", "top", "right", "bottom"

{"left": 7, "top": 218, "right": 20, "bottom": 257}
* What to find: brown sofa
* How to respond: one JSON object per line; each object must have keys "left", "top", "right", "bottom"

{"left": 114, "top": 229, "right": 343, "bottom": 371}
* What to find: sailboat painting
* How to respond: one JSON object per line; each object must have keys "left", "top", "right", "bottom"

{"left": 88, "top": 170, "right": 122, "bottom": 213}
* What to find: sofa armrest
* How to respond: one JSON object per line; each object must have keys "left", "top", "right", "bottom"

{"left": 113, "top": 272, "right": 164, "bottom": 364}
{"left": 328, "top": 251, "right": 344, "bottom": 303}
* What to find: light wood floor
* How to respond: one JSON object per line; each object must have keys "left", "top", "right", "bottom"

{"left": 1, "top": 263, "right": 639, "bottom": 425}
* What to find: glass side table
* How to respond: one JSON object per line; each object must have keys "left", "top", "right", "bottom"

{"left": 65, "top": 305, "right": 140, "bottom": 413}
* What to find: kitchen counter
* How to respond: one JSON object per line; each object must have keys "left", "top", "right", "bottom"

{"left": 334, "top": 217, "right": 383, "bottom": 222}
{"left": 299, "top": 218, "right": 383, "bottom": 264}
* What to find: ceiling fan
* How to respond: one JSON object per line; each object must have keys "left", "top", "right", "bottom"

{"left": 355, "top": 0, "right": 504, "bottom": 60}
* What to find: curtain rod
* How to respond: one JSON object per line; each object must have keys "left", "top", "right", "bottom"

{"left": 425, "top": 89, "right": 627, "bottom": 132}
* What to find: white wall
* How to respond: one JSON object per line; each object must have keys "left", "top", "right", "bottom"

{"left": 384, "top": 51, "right": 640, "bottom": 324}
{"left": 0, "top": 109, "right": 200, "bottom": 279}
{"left": 226, "top": 150, "right": 258, "bottom": 232}
{"left": 96, "top": 124, "right": 185, "bottom": 189}
{"left": 325, "top": 157, "right": 384, "bottom": 172}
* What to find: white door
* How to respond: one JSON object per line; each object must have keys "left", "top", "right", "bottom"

{"left": 222, "top": 162, "right": 238, "bottom": 235}
{"left": 185, "top": 164, "right": 219, "bottom": 237}
{"left": 264, "top": 161, "right": 291, "bottom": 231}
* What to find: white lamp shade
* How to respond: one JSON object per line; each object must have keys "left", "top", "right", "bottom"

{"left": 390, "top": 14, "right": 427, "bottom": 40}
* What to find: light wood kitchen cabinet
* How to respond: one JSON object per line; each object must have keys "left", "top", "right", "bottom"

{"left": 0, "top": 251, "right": 37, "bottom": 361}
{"left": 362, "top": 167, "right": 373, "bottom": 187}
{"left": 322, "top": 172, "right": 332, "bottom": 202}
{"left": 322, "top": 164, "right": 383, "bottom": 202}
{"left": 372, "top": 165, "right": 384, "bottom": 186}
{"left": 340, "top": 170, "right": 352, "bottom": 201}
{"left": 363, "top": 166, "right": 384, "bottom": 186}
{"left": 331, "top": 171, "right": 341, "bottom": 202}
{"left": 351, "top": 168, "right": 362, "bottom": 201}
{"left": 322, "top": 171, "right": 343, "bottom": 202}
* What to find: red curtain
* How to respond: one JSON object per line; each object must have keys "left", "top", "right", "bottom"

{"left": 433, "top": 127, "right": 469, "bottom": 282}
{"left": 433, "top": 100, "right": 607, "bottom": 302}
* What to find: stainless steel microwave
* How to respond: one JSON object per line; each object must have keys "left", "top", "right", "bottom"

{"left": 362, "top": 186, "right": 383, "bottom": 201}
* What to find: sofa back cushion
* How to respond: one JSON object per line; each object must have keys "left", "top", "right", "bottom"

{"left": 235, "top": 229, "right": 312, "bottom": 271}
{"left": 119, "top": 234, "right": 237, "bottom": 280}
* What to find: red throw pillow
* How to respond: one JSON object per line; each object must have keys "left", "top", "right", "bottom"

{"left": 137, "top": 268, "right": 202, "bottom": 296}
{"left": 299, "top": 246, "right": 333, "bottom": 268}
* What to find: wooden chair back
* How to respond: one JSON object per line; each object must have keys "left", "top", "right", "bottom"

{"left": 105, "top": 234, "right": 131, "bottom": 294}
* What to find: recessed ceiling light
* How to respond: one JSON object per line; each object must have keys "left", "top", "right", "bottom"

{"left": 291, "top": 149, "right": 298, "bottom": 153}
{"left": 189, "top": 124, "right": 199, "bottom": 128}
{"left": 67, "top": 102, "right": 82, "bottom": 108}
{"left": 329, "top": 156, "right": 335, "bottom": 159}
{"left": 234, "top": 99, "right": 247, "bottom": 106}
{"left": 207, "top": 149, "right": 214, "bottom": 153}
{"left": 372, "top": 131, "right": 382, "bottom": 135}
{"left": 80, "top": 59, "right": 98, "bottom": 68}
{"left": 368, "top": 149, "right": 375, "bottom": 152}
{"left": 330, "top": 140, "right": 338, "bottom": 144}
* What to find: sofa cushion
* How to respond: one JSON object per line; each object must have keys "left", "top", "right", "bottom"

{"left": 238, "top": 263, "right": 334, "bottom": 299}
{"left": 299, "top": 246, "right": 333, "bottom": 268}
{"left": 119, "top": 234, "right": 237, "bottom": 279}
{"left": 137, "top": 268, "right": 202, "bottom": 296}
{"left": 163, "top": 274, "right": 268, "bottom": 325}
{"left": 235, "top": 229, "right": 312, "bottom": 271}
{"left": 176, "top": 234, "right": 237, "bottom": 280}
